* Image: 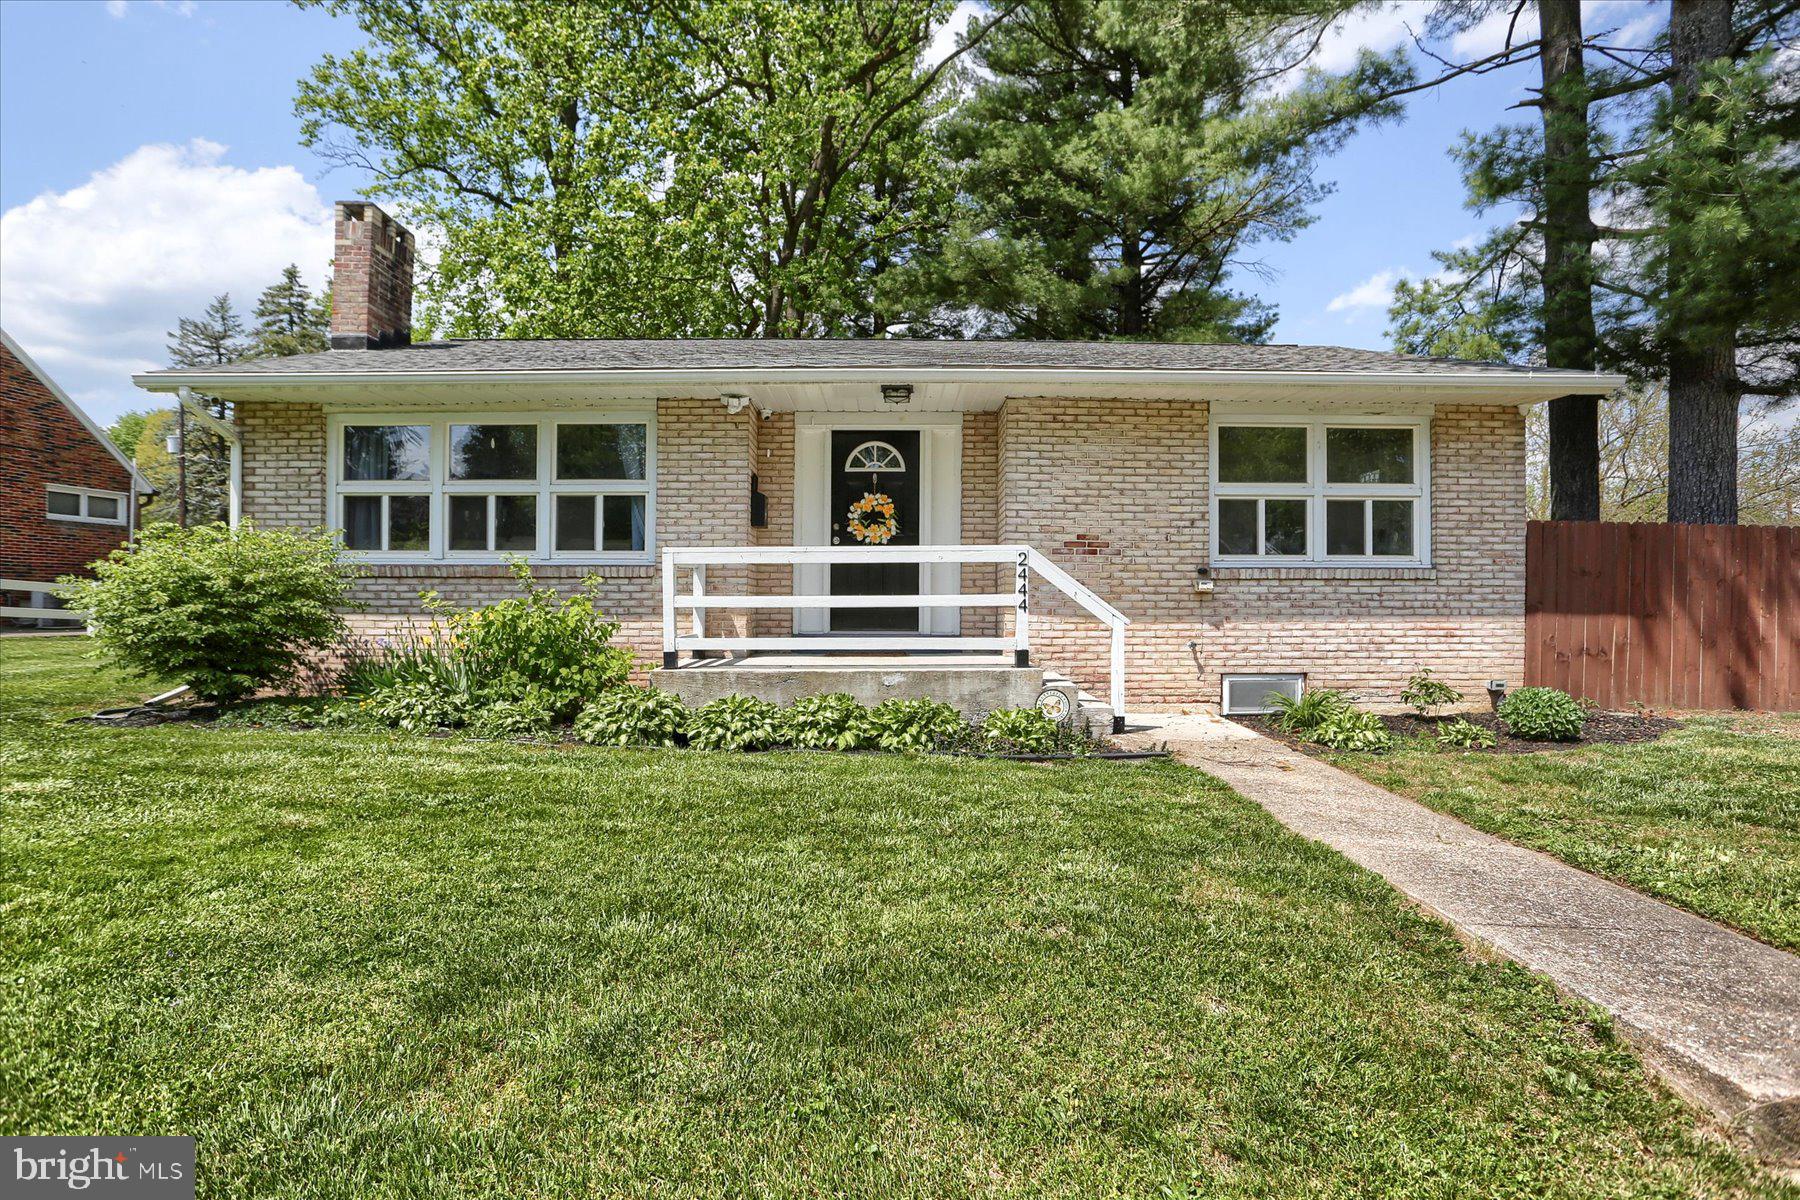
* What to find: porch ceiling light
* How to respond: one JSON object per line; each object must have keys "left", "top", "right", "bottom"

{"left": 881, "top": 383, "right": 913, "bottom": 405}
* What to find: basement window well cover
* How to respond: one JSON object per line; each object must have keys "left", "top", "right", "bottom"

{"left": 1223, "top": 674, "right": 1304, "bottom": 715}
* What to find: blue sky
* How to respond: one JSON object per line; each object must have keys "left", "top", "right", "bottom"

{"left": 0, "top": 0, "right": 1667, "bottom": 425}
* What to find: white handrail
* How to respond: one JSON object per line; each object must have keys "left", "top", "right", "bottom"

{"left": 660, "top": 545, "right": 1128, "bottom": 730}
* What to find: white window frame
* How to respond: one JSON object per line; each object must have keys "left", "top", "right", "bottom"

{"left": 1222, "top": 673, "right": 1306, "bottom": 715}
{"left": 1209, "top": 414, "right": 1430, "bottom": 567}
{"left": 326, "top": 411, "right": 656, "bottom": 565}
{"left": 46, "top": 485, "right": 128, "bottom": 526}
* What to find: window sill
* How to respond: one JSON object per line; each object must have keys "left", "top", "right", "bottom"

{"left": 1209, "top": 564, "right": 1437, "bottom": 581}
{"left": 46, "top": 514, "right": 127, "bottom": 527}
{"left": 355, "top": 562, "right": 657, "bottom": 579}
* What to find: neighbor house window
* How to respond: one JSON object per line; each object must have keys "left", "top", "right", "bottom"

{"left": 1211, "top": 417, "right": 1427, "bottom": 565}
{"left": 328, "top": 413, "right": 654, "bottom": 562}
{"left": 45, "top": 485, "right": 127, "bottom": 525}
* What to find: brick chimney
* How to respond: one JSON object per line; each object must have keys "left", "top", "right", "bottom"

{"left": 330, "top": 201, "right": 414, "bottom": 350}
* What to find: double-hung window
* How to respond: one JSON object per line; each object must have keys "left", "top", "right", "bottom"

{"left": 46, "top": 485, "right": 127, "bottom": 525}
{"left": 330, "top": 413, "right": 654, "bottom": 563}
{"left": 1211, "top": 417, "right": 1428, "bottom": 566}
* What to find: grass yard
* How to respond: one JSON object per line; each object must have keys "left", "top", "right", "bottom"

{"left": 1, "top": 638, "right": 1789, "bottom": 1198}
{"left": 1327, "top": 717, "right": 1800, "bottom": 952}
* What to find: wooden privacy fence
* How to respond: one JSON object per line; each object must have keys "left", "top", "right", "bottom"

{"left": 1525, "top": 521, "right": 1799, "bottom": 711}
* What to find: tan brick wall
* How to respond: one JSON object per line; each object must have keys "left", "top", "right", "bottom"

{"left": 749, "top": 412, "right": 795, "bottom": 636}
{"left": 960, "top": 411, "right": 1002, "bottom": 637}
{"left": 239, "top": 395, "right": 1525, "bottom": 707}
{"left": 238, "top": 397, "right": 755, "bottom": 677}
{"left": 995, "top": 399, "right": 1526, "bottom": 710}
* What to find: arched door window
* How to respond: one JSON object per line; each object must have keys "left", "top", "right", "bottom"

{"left": 843, "top": 440, "right": 907, "bottom": 474}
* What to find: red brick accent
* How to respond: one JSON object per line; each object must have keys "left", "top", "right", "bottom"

{"left": 0, "top": 339, "right": 138, "bottom": 590}
{"left": 330, "top": 202, "right": 414, "bottom": 350}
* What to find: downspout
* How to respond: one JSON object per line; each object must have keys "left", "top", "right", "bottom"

{"left": 176, "top": 387, "right": 242, "bottom": 527}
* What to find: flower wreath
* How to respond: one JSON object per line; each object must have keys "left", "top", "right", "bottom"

{"left": 846, "top": 492, "right": 900, "bottom": 545}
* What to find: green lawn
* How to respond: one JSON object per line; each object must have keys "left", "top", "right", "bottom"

{"left": 1, "top": 638, "right": 1788, "bottom": 1198}
{"left": 1327, "top": 718, "right": 1800, "bottom": 951}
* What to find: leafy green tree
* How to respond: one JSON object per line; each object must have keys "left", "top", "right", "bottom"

{"left": 295, "top": 0, "right": 1002, "bottom": 338}
{"left": 106, "top": 411, "right": 151, "bottom": 460}
{"left": 907, "top": 0, "right": 1407, "bottom": 340}
{"left": 251, "top": 264, "right": 331, "bottom": 358}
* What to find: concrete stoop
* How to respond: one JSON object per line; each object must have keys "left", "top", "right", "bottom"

{"left": 650, "top": 654, "right": 1117, "bottom": 735}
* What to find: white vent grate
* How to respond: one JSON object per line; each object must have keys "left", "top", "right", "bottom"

{"left": 1223, "top": 674, "right": 1304, "bottom": 715}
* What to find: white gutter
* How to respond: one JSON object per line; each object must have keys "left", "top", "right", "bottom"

{"left": 132, "top": 365, "right": 1628, "bottom": 394}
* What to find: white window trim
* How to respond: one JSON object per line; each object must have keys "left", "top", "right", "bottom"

{"left": 1209, "top": 414, "right": 1430, "bottom": 567}
{"left": 326, "top": 411, "right": 656, "bottom": 565}
{"left": 46, "top": 485, "right": 128, "bottom": 526}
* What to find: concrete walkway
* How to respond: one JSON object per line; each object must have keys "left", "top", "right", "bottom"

{"left": 1120, "top": 713, "right": 1800, "bottom": 1162}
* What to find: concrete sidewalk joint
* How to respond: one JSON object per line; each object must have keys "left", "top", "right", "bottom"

{"left": 1121, "top": 712, "right": 1800, "bottom": 1164}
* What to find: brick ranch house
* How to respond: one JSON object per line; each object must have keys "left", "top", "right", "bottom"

{"left": 3, "top": 328, "right": 153, "bottom": 626}
{"left": 133, "top": 204, "right": 1622, "bottom": 726}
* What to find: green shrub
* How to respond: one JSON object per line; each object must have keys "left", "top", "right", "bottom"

{"left": 1497, "top": 687, "right": 1586, "bottom": 741}
{"left": 687, "top": 695, "right": 785, "bottom": 751}
{"left": 427, "top": 560, "right": 632, "bottom": 717}
{"left": 1435, "top": 717, "right": 1497, "bottom": 750}
{"left": 1267, "top": 687, "right": 1348, "bottom": 735}
{"left": 981, "top": 707, "right": 1062, "bottom": 754}
{"left": 574, "top": 688, "right": 690, "bottom": 748}
{"left": 782, "top": 693, "right": 876, "bottom": 751}
{"left": 867, "top": 698, "right": 964, "bottom": 754}
{"left": 60, "top": 523, "right": 357, "bottom": 703}
{"left": 1308, "top": 707, "right": 1393, "bottom": 752}
{"left": 363, "top": 679, "right": 470, "bottom": 732}
{"left": 467, "top": 687, "right": 558, "bottom": 739}
{"left": 1400, "top": 668, "right": 1463, "bottom": 717}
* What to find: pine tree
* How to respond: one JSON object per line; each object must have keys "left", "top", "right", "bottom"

{"left": 909, "top": 0, "right": 1406, "bottom": 341}
{"left": 163, "top": 294, "right": 246, "bottom": 526}
{"left": 251, "top": 264, "right": 330, "bottom": 358}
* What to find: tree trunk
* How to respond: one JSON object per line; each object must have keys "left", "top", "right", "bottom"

{"left": 1538, "top": 0, "right": 1601, "bottom": 520}
{"left": 1665, "top": 0, "right": 1739, "bottom": 524}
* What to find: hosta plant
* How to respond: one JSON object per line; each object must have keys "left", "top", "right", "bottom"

{"left": 1497, "top": 687, "right": 1586, "bottom": 742}
{"left": 981, "top": 707, "right": 1062, "bottom": 754}
{"left": 1308, "top": 706, "right": 1393, "bottom": 753}
{"left": 782, "top": 693, "right": 876, "bottom": 751}
{"left": 687, "top": 695, "right": 785, "bottom": 751}
{"left": 867, "top": 698, "right": 964, "bottom": 754}
{"left": 364, "top": 679, "right": 470, "bottom": 733}
{"left": 1435, "top": 717, "right": 1497, "bottom": 750}
{"left": 467, "top": 686, "right": 559, "bottom": 739}
{"left": 574, "top": 687, "right": 690, "bottom": 748}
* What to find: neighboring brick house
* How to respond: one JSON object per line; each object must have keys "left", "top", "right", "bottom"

{"left": 133, "top": 203, "right": 1623, "bottom": 720}
{"left": 2, "top": 329, "right": 152, "bottom": 624}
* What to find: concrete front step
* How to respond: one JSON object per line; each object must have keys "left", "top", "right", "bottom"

{"left": 650, "top": 654, "right": 1043, "bottom": 719}
{"left": 650, "top": 655, "right": 1117, "bottom": 733}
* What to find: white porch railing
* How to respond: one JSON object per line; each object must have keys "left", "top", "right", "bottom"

{"left": 660, "top": 545, "right": 1129, "bottom": 721}
{"left": 0, "top": 579, "right": 87, "bottom": 624}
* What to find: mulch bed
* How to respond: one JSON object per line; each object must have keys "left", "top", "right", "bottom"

{"left": 1231, "top": 708, "right": 1683, "bottom": 756}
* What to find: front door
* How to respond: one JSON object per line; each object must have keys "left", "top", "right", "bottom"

{"left": 829, "top": 429, "right": 921, "bottom": 632}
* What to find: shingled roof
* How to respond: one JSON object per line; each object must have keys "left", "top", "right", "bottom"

{"left": 136, "top": 338, "right": 1612, "bottom": 381}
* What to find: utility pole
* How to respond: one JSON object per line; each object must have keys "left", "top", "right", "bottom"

{"left": 176, "top": 406, "right": 188, "bottom": 528}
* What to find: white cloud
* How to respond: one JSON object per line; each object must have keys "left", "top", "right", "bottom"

{"left": 1326, "top": 268, "right": 1410, "bottom": 313}
{"left": 106, "top": 0, "right": 198, "bottom": 18}
{"left": 927, "top": 1, "right": 988, "bottom": 69}
{"left": 0, "top": 139, "right": 334, "bottom": 423}
{"left": 1448, "top": 6, "right": 1541, "bottom": 59}
{"left": 1308, "top": 2, "right": 1415, "bottom": 75}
